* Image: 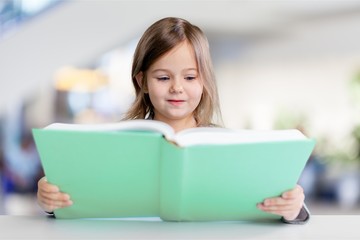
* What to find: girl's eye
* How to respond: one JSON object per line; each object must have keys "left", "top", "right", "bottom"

{"left": 157, "top": 77, "right": 169, "bottom": 81}
{"left": 185, "top": 76, "right": 196, "bottom": 81}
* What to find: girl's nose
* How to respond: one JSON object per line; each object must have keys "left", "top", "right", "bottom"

{"left": 170, "top": 80, "right": 184, "bottom": 94}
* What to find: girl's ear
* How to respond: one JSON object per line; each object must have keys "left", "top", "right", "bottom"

{"left": 135, "top": 72, "right": 148, "bottom": 93}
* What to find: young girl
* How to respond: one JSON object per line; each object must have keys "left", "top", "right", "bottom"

{"left": 37, "top": 17, "right": 309, "bottom": 224}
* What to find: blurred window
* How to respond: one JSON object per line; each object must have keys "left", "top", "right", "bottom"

{"left": 0, "top": 0, "right": 62, "bottom": 38}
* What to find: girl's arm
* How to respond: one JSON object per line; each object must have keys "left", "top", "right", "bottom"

{"left": 37, "top": 176, "right": 73, "bottom": 213}
{"left": 281, "top": 204, "right": 310, "bottom": 224}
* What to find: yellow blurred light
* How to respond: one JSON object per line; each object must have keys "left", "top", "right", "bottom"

{"left": 54, "top": 67, "right": 108, "bottom": 92}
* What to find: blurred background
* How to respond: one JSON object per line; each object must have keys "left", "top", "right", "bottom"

{"left": 1, "top": 0, "right": 360, "bottom": 216}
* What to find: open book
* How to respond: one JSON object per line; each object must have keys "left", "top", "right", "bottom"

{"left": 43, "top": 120, "right": 309, "bottom": 147}
{"left": 33, "top": 119, "right": 315, "bottom": 220}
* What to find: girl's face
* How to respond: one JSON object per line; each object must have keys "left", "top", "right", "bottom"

{"left": 145, "top": 40, "right": 203, "bottom": 127}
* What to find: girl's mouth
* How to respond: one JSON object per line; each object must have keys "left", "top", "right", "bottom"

{"left": 168, "top": 99, "right": 185, "bottom": 106}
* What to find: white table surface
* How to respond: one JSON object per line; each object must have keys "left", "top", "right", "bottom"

{"left": 0, "top": 215, "right": 359, "bottom": 239}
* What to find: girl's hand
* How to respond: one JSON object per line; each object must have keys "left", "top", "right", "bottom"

{"left": 257, "top": 184, "right": 305, "bottom": 221}
{"left": 37, "top": 176, "right": 73, "bottom": 212}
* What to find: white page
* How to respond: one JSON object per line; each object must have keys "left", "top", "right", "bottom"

{"left": 43, "top": 121, "right": 306, "bottom": 147}
{"left": 44, "top": 119, "right": 175, "bottom": 140}
{"left": 174, "top": 128, "right": 307, "bottom": 147}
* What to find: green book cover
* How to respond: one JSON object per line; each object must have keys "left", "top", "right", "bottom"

{"left": 161, "top": 141, "right": 314, "bottom": 221}
{"left": 32, "top": 120, "right": 315, "bottom": 220}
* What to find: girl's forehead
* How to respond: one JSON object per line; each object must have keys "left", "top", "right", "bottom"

{"left": 149, "top": 41, "right": 197, "bottom": 70}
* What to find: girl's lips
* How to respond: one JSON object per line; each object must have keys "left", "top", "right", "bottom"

{"left": 167, "top": 99, "right": 185, "bottom": 106}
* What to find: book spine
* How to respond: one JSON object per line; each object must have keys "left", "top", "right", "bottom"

{"left": 159, "top": 139, "right": 185, "bottom": 221}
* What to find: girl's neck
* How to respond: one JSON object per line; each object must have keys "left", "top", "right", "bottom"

{"left": 154, "top": 115, "right": 197, "bottom": 133}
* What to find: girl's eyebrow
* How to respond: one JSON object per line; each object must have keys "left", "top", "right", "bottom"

{"left": 151, "top": 68, "right": 198, "bottom": 74}
{"left": 150, "top": 69, "right": 169, "bottom": 74}
{"left": 183, "top": 68, "right": 198, "bottom": 72}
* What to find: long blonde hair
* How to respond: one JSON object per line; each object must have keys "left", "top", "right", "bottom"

{"left": 123, "top": 17, "right": 222, "bottom": 126}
